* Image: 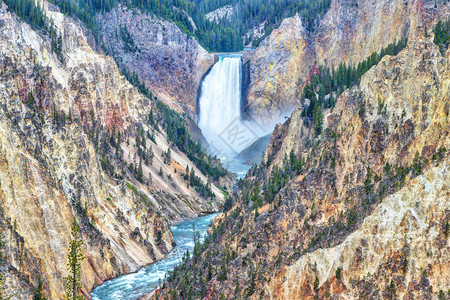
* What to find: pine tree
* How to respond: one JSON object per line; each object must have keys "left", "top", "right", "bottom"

{"left": 149, "top": 145, "right": 154, "bottom": 165}
{"left": 0, "top": 235, "right": 7, "bottom": 300}
{"left": 33, "top": 279, "right": 47, "bottom": 300}
{"left": 0, "top": 271, "right": 11, "bottom": 300}
{"left": 64, "top": 218, "right": 84, "bottom": 300}
{"left": 167, "top": 148, "right": 171, "bottom": 161}
{"left": 314, "top": 276, "right": 320, "bottom": 290}
{"left": 0, "top": 273, "right": 5, "bottom": 300}
{"left": 137, "top": 157, "right": 143, "bottom": 182}
{"left": 190, "top": 168, "right": 196, "bottom": 185}
{"left": 313, "top": 103, "right": 323, "bottom": 136}
{"left": 0, "top": 235, "right": 4, "bottom": 267}
{"left": 206, "top": 263, "right": 212, "bottom": 281}
{"left": 318, "top": 84, "right": 326, "bottom": 104}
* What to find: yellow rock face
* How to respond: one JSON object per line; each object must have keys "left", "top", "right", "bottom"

{"left": 243, "top": 0, "right": 450, "bottom": 124}
{"left": 268, "top": 160, "right": 450, "bottom": 299}
{"left": 243, "top": 14, "right": 315, "bottom": 124}
{"left": 0, "top": 3, "right": 224, "bottom": 298}
{"left": 260, "top": 26, "right": 450, "bottom": 300}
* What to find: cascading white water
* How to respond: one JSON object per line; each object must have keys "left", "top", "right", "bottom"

{"left": 198, "top": 54, "right": 267, "bottom": 169}
{"left": 198, "top": 55, "right": 243, "bottom": 155}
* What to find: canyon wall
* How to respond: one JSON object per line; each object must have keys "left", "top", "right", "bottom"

{"left": 243, "top": 0, "right": 449, "bottom": 123}
{"left": 98, "top": 5, "right": 216, "bottom": 118}
{"left": 0, "top": 2, "right": 225, "bottom": 298}
{"left": 241, "top": 14, "right": 314, "bottom": 124}
{"left": 264, "top": 33, "right": 450, "bottom": 298}
{"left": 153, "top": 7, "right": 450, "bottom": 297}
{"left": 268, "top": 161, "right": 449, "bottom": 299}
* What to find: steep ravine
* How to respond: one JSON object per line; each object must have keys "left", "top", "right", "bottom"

{"left": 0, "top": 2, "right": 226, "bottom": 298}
{"left": 152, "top": 10, "right": 449, "bottom": 299}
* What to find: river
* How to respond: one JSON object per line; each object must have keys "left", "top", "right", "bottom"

{"left": 91, "top": 213, "right": 219, "bottom": 300}
{"left": 92, "top": 53, "right": 270, "bottom": 299}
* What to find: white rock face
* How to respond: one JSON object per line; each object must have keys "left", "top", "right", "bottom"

{"left": 205, "top": 5, "right": 234, "bottom": 23}
{"left": 244, "top": 21, "right": 267, "bottom": 47}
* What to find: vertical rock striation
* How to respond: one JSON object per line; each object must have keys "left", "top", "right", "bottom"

{"left": 97, "top": 5, "right": 216, "bottom": 119}
{"left": 243, "top": 0, "right": 450, "bottom": 123}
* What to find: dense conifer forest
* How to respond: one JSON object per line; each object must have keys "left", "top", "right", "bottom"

{"left": 433, "top": 17, "right": 450, "bottom": 54}
{"left": 10, "top": 0, "right": 332, "bottom": 52}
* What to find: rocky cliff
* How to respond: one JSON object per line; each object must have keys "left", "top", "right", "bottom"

{"left": 0, "top": 2, "right": 226, "bottom": 298}
{"left": 262, "top": 30, "right": 450, "bottom": 299}
{"left": 153, "top": 9, "right": 449, "bottom": 299}
{"left": 243, "top": 0, "right": 449, "bottom": 124}
{"left": 97, "top": 5, "right": 216, "bottom": 118}
{"left": 268, "top": 161, "right": 449, "bottom": 299}
{"left": 242, "top": 14, "right": 314, "bottom": 124}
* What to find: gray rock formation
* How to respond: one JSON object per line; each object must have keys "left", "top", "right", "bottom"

{"left": 98, "top": 5, "right": 215, "bottom": 119}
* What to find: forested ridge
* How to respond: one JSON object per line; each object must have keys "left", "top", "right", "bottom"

{"left": 17, "top": 0, "right": 332, "bottom": 52}
{"left": 301, "top": 38, "right": 408, "bottom": 137}
{"left": 195, "top": 0, "right": 332, "bottom": 50}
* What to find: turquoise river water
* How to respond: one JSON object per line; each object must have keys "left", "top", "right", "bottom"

{"left": 91, "top": 213, "right": 218, "bottom": 300}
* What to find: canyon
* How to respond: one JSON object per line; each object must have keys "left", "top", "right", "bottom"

{"left": 153, "top": 0, "right": 450, "bottom": 299}
{"left": 0, "top": 0, "right": 448, "bottom": 299}
{"left": 0, "top": 1, "right": 227, "bottom": 298}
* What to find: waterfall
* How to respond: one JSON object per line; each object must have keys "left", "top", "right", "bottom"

{"left": 198, "top": 54, "right": 267, "bottom": 167}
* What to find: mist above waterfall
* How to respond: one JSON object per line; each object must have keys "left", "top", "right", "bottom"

{"left": 198, "top": 54, "right": 271, "bottom": 172}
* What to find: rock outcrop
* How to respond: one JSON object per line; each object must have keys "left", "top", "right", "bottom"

{"left": 153, "top": 12, "right": 450, "bottom": 298}
{"left": 243, "top": 0, "right": 450, "bottom": 123}
{"left": 268, "top": 161, "right": 450, "bottom": 299}
{"left": 97, "top": 5, "right": 216, "bottom": 118}
{"left": 242, "top": 14, "right": 314, "bottom": 124}
{"left": 205, "top": 5, "right": 234, "bottom": 23}
{"left": 0, "top": 2, "right": 226, "bottom": 298}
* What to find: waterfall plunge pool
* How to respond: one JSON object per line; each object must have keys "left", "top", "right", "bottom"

{"left": 91, "top": 54, "right": 278, "bottom": 299}
{"left": 91, "top": 213, "right": 219, "bottom": 300}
